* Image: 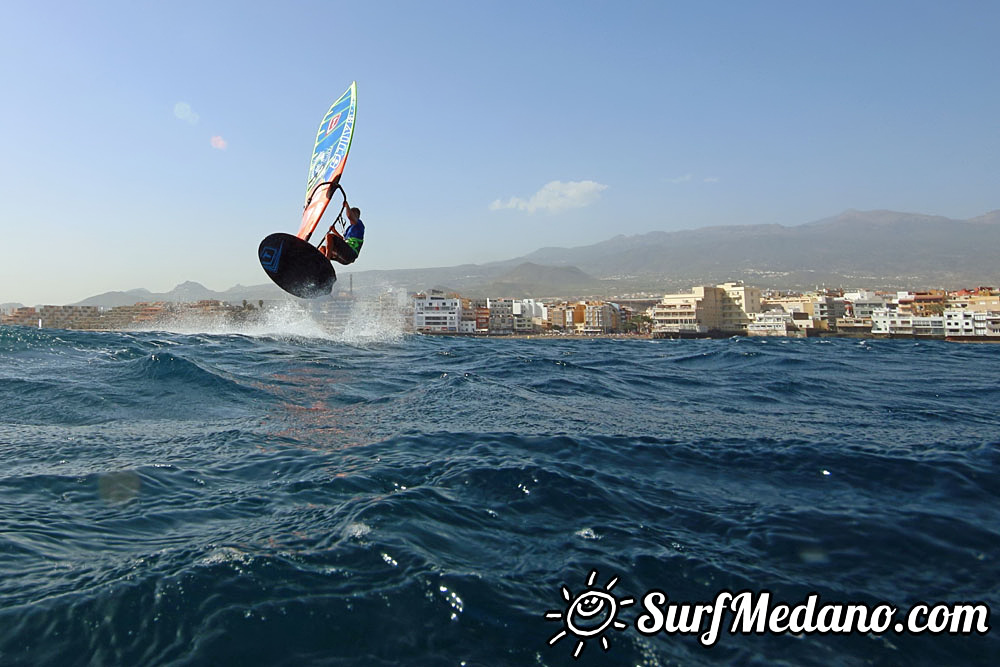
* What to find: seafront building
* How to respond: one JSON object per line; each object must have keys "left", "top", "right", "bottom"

{"left": 6, "top": 284, "right": 1000, "bottom": 341}
{"left": 747, "top": 310, "right": 811, "bottom": 337}
{"left": 718, "top": 281, "right": 762, "bottom": 332}
{"left": 546, "top": 302, "right": 585, "bottom": 332}
{"left": 513, "top": 299, "right": 547, "bottom": 333}
{"left": 649, "top": 286, "right": 720, "bottom": 335}
{"left": 413, "top": 292, "right": 463, "bottom": 332}
{"left": 948, "top": 289, "right": 1000, "bottom": 312}
{"left": 871, "top": 308, "right": 1000, "bottom": 337}
{"left": 583, "top": 301, "right": 622, "bottom": 334}
{"left": 649, "top": 282, "right": 761, "bottom": 336}
{"left": 896, "top": 290, "right": 948, "bottom": 316}
{"left": 487, "top": 298, "right": 514, "bottom": 334}
{"left": 843, "top": 290, "right": 891, "bottom": 319}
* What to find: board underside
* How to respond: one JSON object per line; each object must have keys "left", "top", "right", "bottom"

{"left": 258, "top": 232, "right": 336, "bottom": 299}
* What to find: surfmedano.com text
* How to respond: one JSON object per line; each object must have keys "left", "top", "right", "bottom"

{"left": 636, "top": 590, "right": 991, "bottom": 647}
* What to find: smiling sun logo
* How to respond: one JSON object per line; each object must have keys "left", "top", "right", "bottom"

{"left": 545, "top": 570, "right": 634, "bottom": 659}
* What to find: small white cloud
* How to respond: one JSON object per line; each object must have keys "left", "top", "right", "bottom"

{"left": 703, "top": 176, "right": 719, "bottom": 183}
{"left": 668, "top": 174, "right": 693, "bottom": 184}
{"left": 210, "top": 135, "right": 227, "bottom": 150}
{"left": 173, "top": 102, "right": 200, "bottom": 124}
{"left": 490, "top": 180, "right": 608, "bottom": 213}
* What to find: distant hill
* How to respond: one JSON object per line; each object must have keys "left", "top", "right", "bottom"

{"left": 468, "top": 262, "right": 601, "bottom": 298}
{"left": 969, "top": 210, "right": 1000, "bottom": 225}
{"left": 74, "top": 288, "right": 157, "bottom": 308}
{"left": 516, "top": 209, "right": 1000, "bottom": 289}
{"left": 73, "top": 281, "right": 291, "bottom": 308}
{"left": 63, "top": 209, "right": 1000, "bottom": 306}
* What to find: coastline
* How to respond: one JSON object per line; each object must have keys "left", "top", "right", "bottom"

{"left": 416, "top": 331, "right": 1000, "bottom": 343}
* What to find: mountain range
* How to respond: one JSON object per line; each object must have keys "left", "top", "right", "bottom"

{"left": 17, "top": 208, "right": 998, "bottom": 308}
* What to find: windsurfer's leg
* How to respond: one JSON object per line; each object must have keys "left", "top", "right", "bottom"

{"left": 325, "top": 230, "right": 337, "bottom": 259}
{"left": 318, "top": 226, "right": 344, "bottom": 260}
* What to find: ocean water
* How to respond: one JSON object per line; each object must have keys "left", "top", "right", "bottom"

{"left": 1, "top": 314, "right": 997, "bottom": 666}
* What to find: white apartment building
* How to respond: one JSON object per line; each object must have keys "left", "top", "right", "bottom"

{"left": 872, "top": 308, "right": 1000, "bottom": 337}
{"left": 944, "top": 310, "right": 1000, "bottom": 337}
{"left": 748, "top": 310, "right": 797, "bottom": 336}
{"left": 872, "top": 309, "right": 911, "bottom": 335}
{"left": 843, "top": 290, "right": 891, "bottom": 319}
{"left": 413, "top": 294, "right": 462, "bottom": 332}
{"left": 871, "top": 310, "right": 944, "bottom": 336}
{"left": 848, "top": 296, "right": 891, "bottom": 319}
{"left": 512, "top": 299, "right": 546, "bottom": 320}
{"left": 512, "top": 299, "right": 547, "bottom": 333}
{"left": 944, "top": 310, "right": 977, "bottom": 337}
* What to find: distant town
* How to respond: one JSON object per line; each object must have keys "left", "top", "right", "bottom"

{"left": 3, "top": 281, "right": 1000, "bottom": 341}
{"left": 412, "top": 282, "right": 1000, "bottom": 340}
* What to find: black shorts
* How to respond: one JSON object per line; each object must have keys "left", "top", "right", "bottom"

{"left": 329, "top": 235, "right": 359, "bottom": 265}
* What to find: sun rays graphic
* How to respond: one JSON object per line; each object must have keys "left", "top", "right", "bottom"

{"left": 545, "top": 570, "right": 634, "bottom": 659}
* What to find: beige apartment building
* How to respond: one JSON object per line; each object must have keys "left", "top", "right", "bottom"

{"left": 547, "top": 303, "right": 586, "bottom": 332}
{"left": 649, "top": 282, "right": 761, "bottom": 335}
{"left": 650, "top": 286, "right": 721, "bottom": 335}
{"left": 949, "top": 291, "right": 1000, "bottom": 312}
{"left": 718, "top": 281, "right": 762, "bottom": 332}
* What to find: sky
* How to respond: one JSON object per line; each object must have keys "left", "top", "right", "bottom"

{"left": 1, "top": 0, "right": 998, "bottom": 305}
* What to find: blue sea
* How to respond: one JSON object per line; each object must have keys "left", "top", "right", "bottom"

{"left": 1, "top": 315, "right": 997, "bottom": 666}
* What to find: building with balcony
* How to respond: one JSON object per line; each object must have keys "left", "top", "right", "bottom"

{"left": 748, "top": 310, "right": 806, "bottom": 337}
{"left": 546, "top": 302, "right": 585, "bottom": 331}
{"left": 843, "top": 290, "right": 891, "bottom": 319}
{"left": 897, "top": 290, "right": 947, "bottom": 316}
{"left": 718, "top": 282, "right": 762, "bottom": 333}
{"left": 413, "top": 293, "right": 462, "bottom": 332}
{"left": 512, "top": 299, "right": 547, "bottom": 333}
{"left": 650, "top": 282, "right": 760, "bottom": 336}
{"left": 583, "top": 301, "right": 622, "bottom": 334}
{"left": 943, "top": 309, "right": 1000, "bottom": 337}
{"left": 649, "top": 286, "right": 719, "bottom": 335}
{"left": 871, "top": 309, "right": 945, "bottom": 336}
{"left": 487, "top": 298, "right": 514, "bottom": 334}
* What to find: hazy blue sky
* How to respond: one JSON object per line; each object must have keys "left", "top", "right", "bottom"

{"left": 1, "top": 0, "right": 998, "bottom": 304}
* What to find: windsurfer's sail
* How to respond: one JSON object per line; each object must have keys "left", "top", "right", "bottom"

{"left": 296, "top": 81, "right": 357, "bottom": 241}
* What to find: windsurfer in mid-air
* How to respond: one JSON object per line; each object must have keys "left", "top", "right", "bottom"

{"left": 319, "top": 195, "right": 365, "bottom": 265}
